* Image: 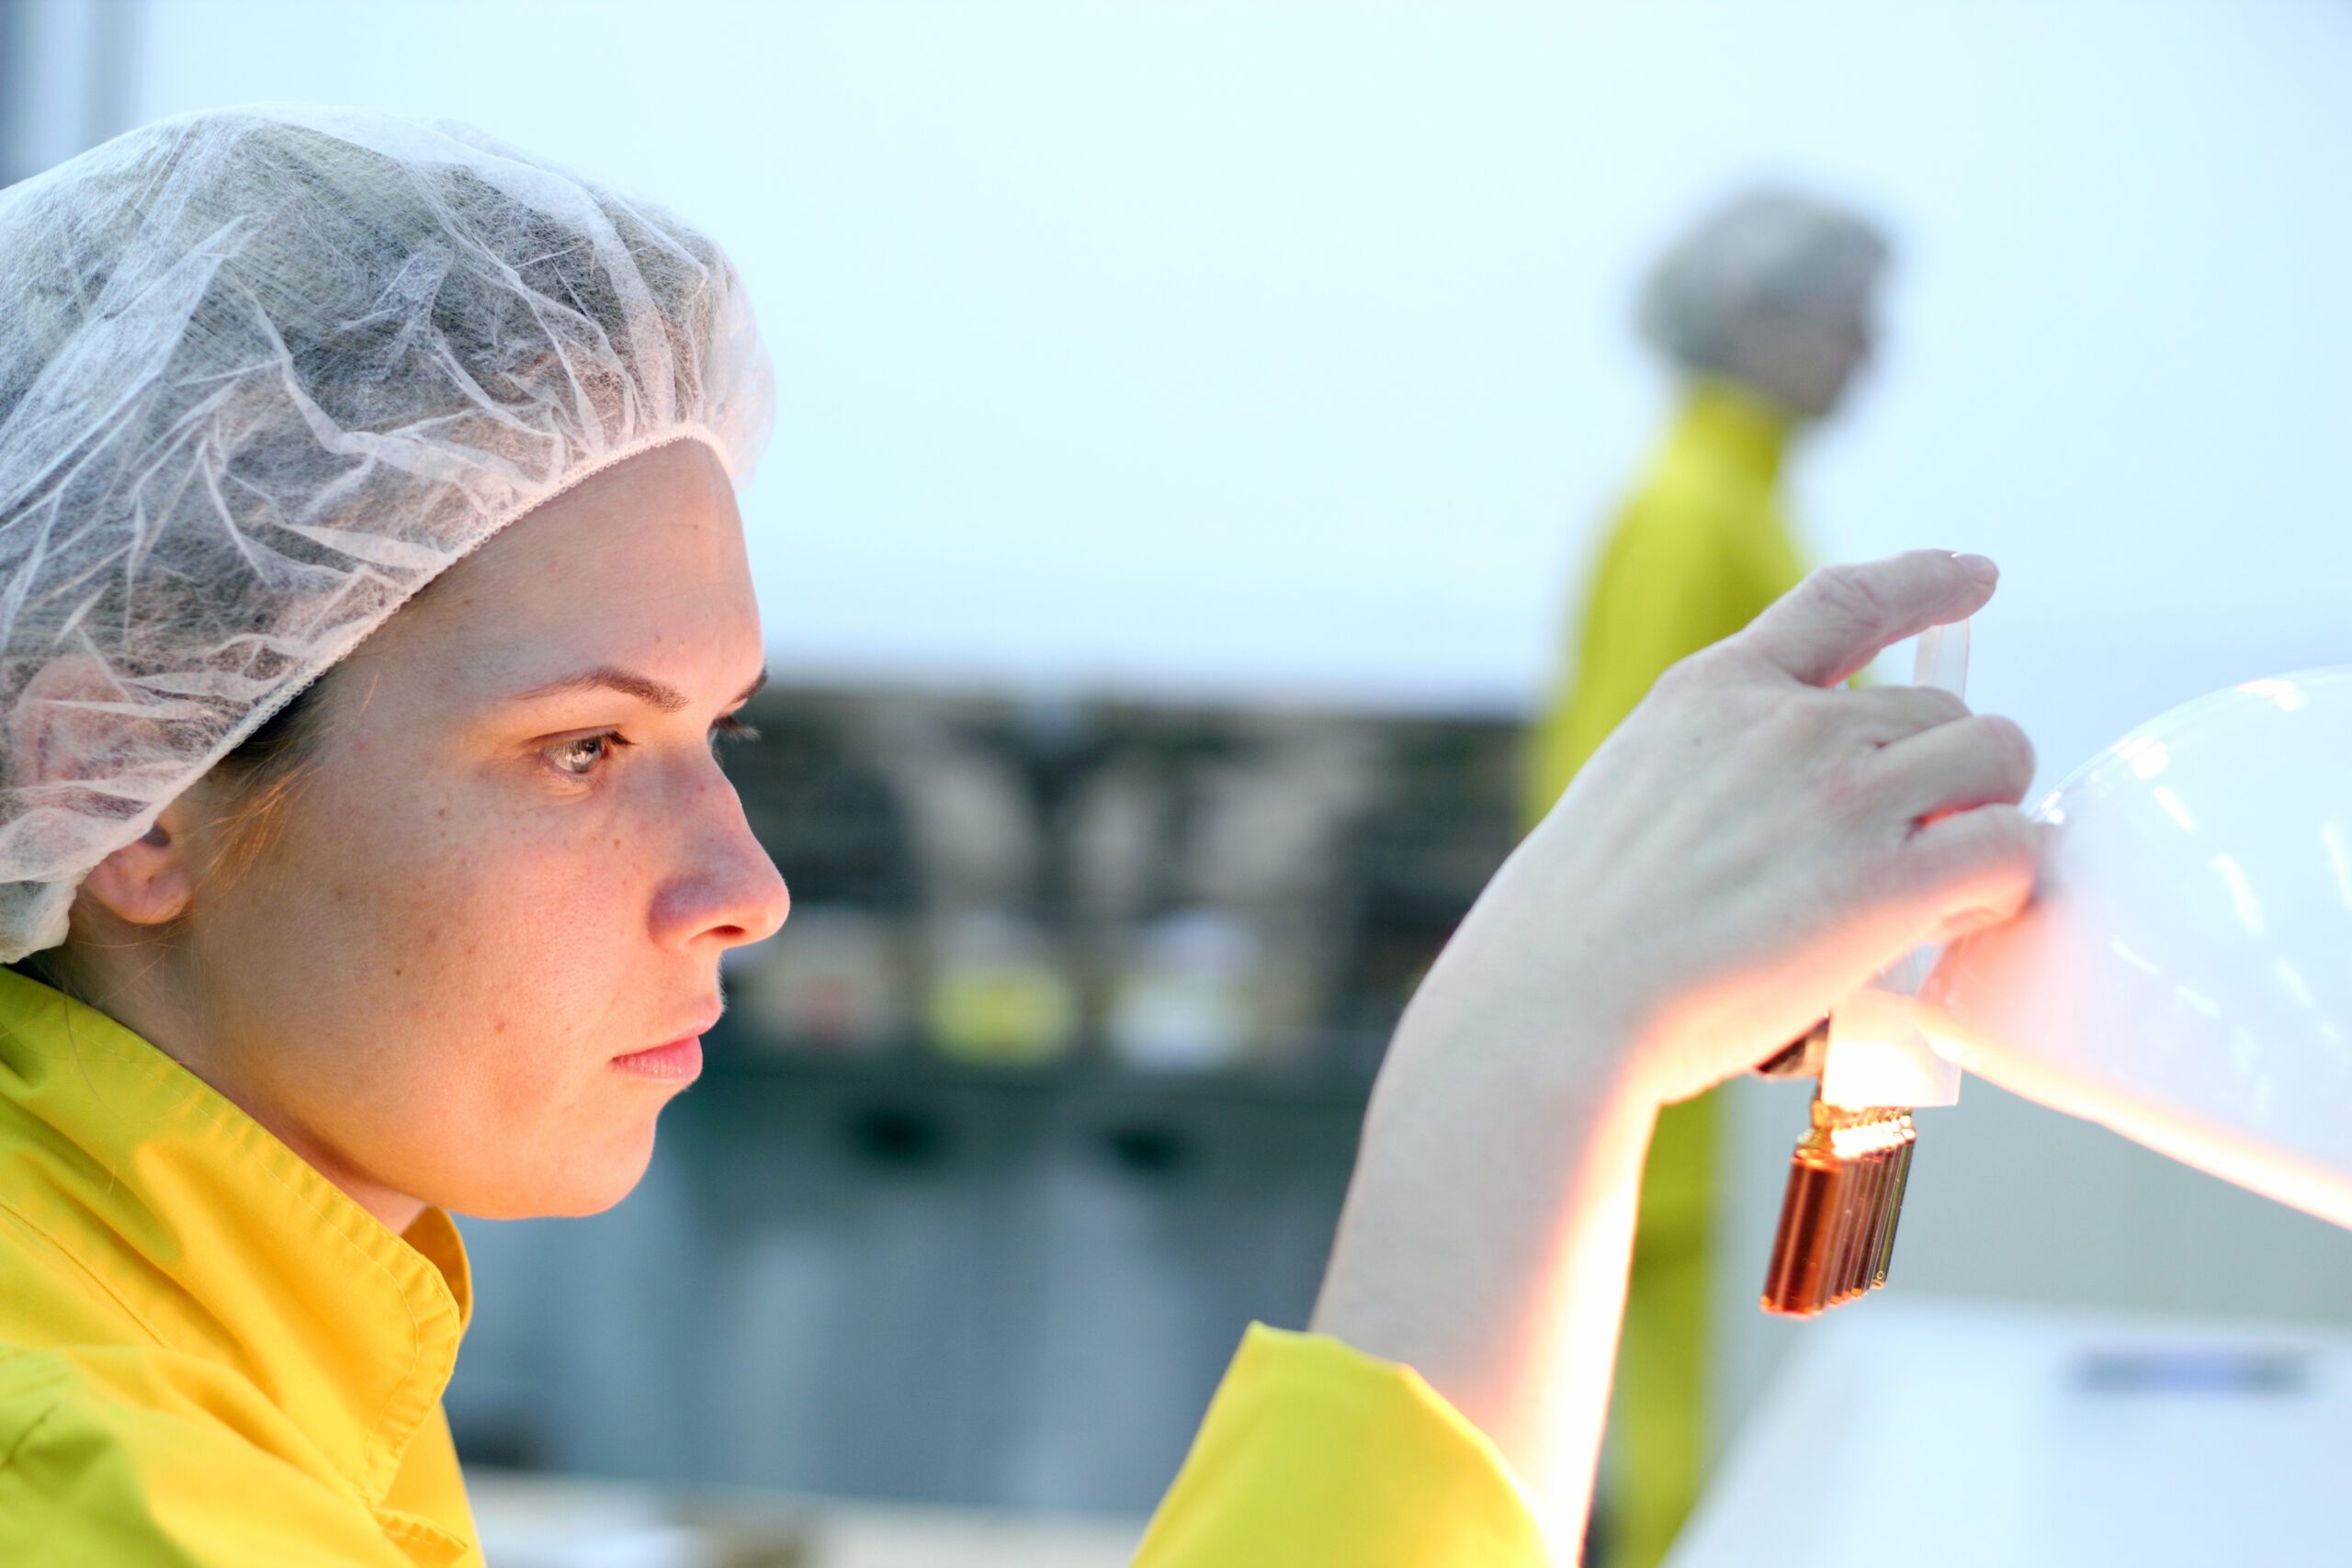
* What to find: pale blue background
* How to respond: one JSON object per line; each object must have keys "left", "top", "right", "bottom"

{"left": 16, "top": 0, "right": 2342, "bottom": 743}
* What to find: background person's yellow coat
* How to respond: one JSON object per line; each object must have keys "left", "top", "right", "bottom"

{"left": 1525, "top": 379, "right": 1806, "bottom": 1568}
{"left": 0, "top": 965, "right": 1547, "bottom": 1565}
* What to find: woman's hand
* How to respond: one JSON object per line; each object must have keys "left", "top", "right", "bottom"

{"left": 1311, "top": 551, "right": 2041, "bottom": 1553}
{"left": 1430, "top": 547, "right": 2036, "bottom": 1109}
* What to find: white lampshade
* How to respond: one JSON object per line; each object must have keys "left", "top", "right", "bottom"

{"left": 1918, "top": 670, "right": 2352, "bottom": 1231}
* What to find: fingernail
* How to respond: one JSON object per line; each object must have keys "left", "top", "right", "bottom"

{"left": 1954, "top": 553, "right": 1997, "bottom": 584}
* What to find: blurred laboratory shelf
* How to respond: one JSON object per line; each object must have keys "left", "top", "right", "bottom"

{"left": 1667, "top": 1297, "right": 2352, "bottom": 1568}
{"left": 466, "top": 1467, "right": 1141, "bottom": 1568}
{"left": 450, "top": 1028, "right": 1373, "bottom": 1514}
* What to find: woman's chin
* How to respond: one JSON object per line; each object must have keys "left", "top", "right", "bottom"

{"left": 449, "top": 1128, "right": 660, "bottom": 1221}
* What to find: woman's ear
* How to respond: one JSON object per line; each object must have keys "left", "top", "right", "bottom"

{"left": 80, "top": 806, "right": 198, "bottom": 928}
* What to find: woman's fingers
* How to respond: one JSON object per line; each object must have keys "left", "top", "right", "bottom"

{"left": 1839, "top": 682, "right": 1973, "bottom": 744}
{"left": 1870, "top": 711, "right": 2038, "bottom": 819}
{"left": 1737, "top": 552, "right": 1999, "bottom": 688}
{"left": 1902, "top": 804, "right": 2041, "bottom": 941}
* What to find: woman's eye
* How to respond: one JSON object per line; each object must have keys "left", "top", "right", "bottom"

{"left": 550, "top": 732, "right": 623, "bottom": 777}
{"left": 545, "top": 719, "right": 748, "bottom": 782}
{"left": 709, "top": 713, "right": 760, "bottom": 752}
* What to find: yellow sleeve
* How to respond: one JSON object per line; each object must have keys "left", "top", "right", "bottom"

{"left": 1134, "top": 1325, "right": 1551, "bottom": 1567}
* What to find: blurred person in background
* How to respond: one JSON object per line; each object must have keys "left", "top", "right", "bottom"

{"left": 1524, "top": 186, "right": 1894, "bottom": 1568}
{"left": 0, "top": 110, "right": 2032, "bottom": 1567}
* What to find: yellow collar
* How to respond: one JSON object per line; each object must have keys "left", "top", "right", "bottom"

{"left": 1668, "top": 377, "right": 1794, "bottom": 486}
{"left": 0, "top": 966, "right": 471, "bottom": 1505}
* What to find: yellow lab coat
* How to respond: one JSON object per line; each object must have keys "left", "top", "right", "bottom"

{"left": 1525, "top": 378, "right": 1806, "bottom": 1568}
{"left": 0, "top": 965, "right": 1546, "bottom": 1564}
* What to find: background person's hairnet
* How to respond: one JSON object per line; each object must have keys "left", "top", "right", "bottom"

{"left": 1635, "top": 186, "right": 1890, "bottom": 405}
{"left": 0, "top": 106, "right": 774, "bottom": 963}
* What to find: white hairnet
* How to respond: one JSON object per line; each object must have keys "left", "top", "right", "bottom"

{"left": 0, "top": 106, "right": 773, "bottom": 962}
{"left": 1636, "top": 186, "right": 1890, "bottom": 390}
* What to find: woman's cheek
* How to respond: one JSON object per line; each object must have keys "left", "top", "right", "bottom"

{"left": 329, "top": 767, "right": 650, "bottom": 1025}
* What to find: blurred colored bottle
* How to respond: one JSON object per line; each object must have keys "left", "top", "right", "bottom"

{"left": 924, "top": 908, "right": 1081, "bottom": 1066}
{"left": 727, "top": 904, "right": 908, "bottom": 1053}
{"left": 1107, "top": 909, "right": 1261, "bottom": 1071}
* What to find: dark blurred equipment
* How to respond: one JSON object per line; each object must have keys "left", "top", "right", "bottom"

{"left": 712, "top": 681, "right": 1517, "bottom": 1079}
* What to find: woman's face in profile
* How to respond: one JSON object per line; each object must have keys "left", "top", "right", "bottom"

{"left": 1747, "top": 273, "right": 1883, "bottom": 423}
{"left": 181, "top": 440, "right": 787, "bottom": 1222}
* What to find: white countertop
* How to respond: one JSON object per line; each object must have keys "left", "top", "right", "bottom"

{"left": 1666, "top": 1297, "right": 2352, "bottom": 1568}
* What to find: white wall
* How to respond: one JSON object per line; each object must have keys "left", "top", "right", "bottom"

{"left": 114, "top": 0, "right": 2352, "bottom": 727}
{"left": 69, "top": 0, "right": 2352, "bottom": 1468}
{"left": 1, "top": 0, "right": 135, "bottom": 181}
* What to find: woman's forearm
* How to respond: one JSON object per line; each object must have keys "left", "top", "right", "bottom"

{"left": 1311, "top": 983, "right": 1659, "bottom": 1554}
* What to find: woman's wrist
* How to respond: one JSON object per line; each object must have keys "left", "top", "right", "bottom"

{"left": 1380, "top": 921, "right": 1668, "bottom": 1126}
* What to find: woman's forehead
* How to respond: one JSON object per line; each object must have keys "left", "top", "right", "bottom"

{"left": 373, "top": 610, "right": 766, "bottom": 720}
{"left": 362, "top": 446, "right": 757, "bottom": 705}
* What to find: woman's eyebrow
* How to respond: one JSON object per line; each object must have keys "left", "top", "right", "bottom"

{"left": 510, "top": 665, "right": 769, "bottom": 713}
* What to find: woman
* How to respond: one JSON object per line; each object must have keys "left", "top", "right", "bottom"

{"left": 0, "top": 109, "right": 2038, "bottom": 1566}
{"left": 1525, "top": 187, "right": 1894, "bottom": 1568}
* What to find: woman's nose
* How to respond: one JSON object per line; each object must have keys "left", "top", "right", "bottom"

{"left": 650, "top": 763, "right": 790, "bottom": 953}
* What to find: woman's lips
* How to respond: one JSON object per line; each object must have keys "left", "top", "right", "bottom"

{"left": 611, "top": 1034, "right": 704, "bottom": 1080}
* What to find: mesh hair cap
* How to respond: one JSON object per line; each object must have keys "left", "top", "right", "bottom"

{"left": 0, "top": 106, "right": 774, "bottom": 961}
{"left": 1636, "top": 186, "right": 1889, "bottom": 387}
